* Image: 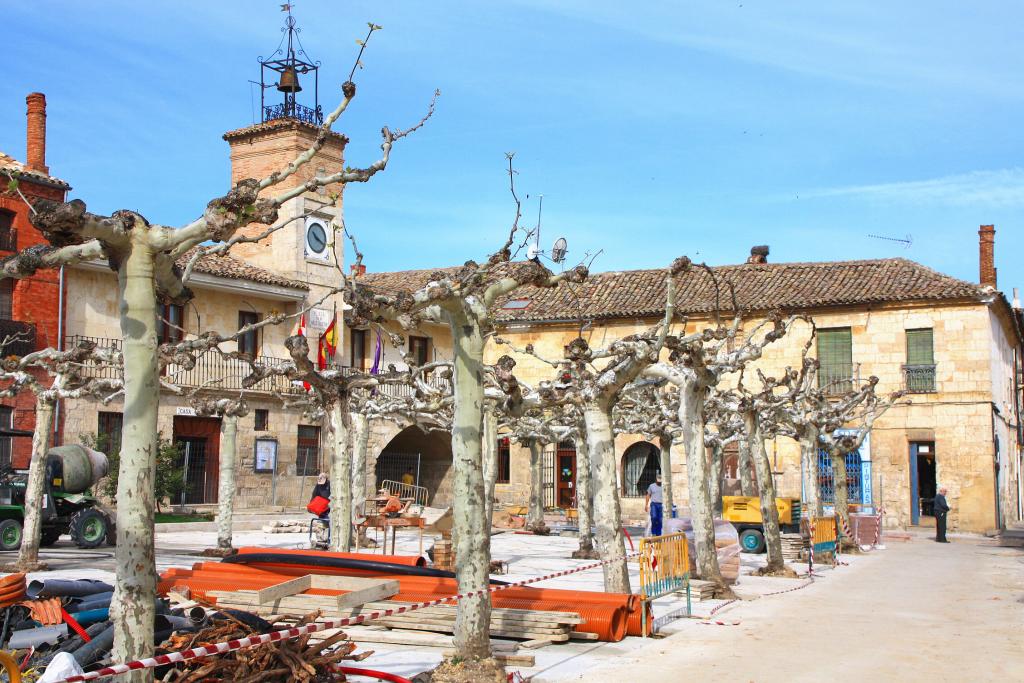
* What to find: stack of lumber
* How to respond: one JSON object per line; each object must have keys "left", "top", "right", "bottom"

{"left": 209, "top": 588, "right": 584, "bottom": 642}
{"left": 781, "top": 534, "right": 806, "bottom": 562}
{"left": 432, "top": 532, "right": 455, "bottom": 571}
{"left": 686, "top": 580, "right": 716, "bottom": 602}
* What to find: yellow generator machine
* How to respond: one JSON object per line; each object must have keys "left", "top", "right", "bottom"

{"left": 721, "top": 495, "right": 801, "bottom": 553}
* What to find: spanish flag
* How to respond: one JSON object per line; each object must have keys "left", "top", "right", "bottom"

{"left": 317, "top": 315, "right": 338, "bottom": 370}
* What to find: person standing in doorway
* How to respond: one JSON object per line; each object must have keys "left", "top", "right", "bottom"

{"left": 401, "top": 468, "right": 415, "bottom": 487}
{"left": 645, "top": 473, "right": 664, "bottom": 537}
{"left": 934, "top": 486, "right": 951, "bottom": 542}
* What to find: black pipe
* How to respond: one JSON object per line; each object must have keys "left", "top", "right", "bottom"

{"left": 221, "top": 553, "right": 509, "bottom": 585}
{"left": 71, "top": 592, "right": 114, "bottom": 612}
{"left": 27, "top": 579, "right": 113, "bottom": 599}
{"left": 71, "top": 623, "right": 114, "bottom": 666}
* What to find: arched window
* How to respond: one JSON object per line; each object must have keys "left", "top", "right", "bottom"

{"left": 621, "top": 442, "right": 660, "bottom": 498}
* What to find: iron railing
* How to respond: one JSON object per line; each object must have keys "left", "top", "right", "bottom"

{"left": 0, "top": 229, "right": 16, "bottom": 252}
{"left": 263, "top": 102, "right": 324, "bottom": 126}
{"left": 64, "top": 335, "right": 454, "bottom": 398}
{"left": 902, "top": 364, "right": 937, "bottom": 393}
{"left": 0, "top": 320, "right": 36, "bottom": 357}
{"left": 818, "top": 362, "right": 861, "bottom": 395}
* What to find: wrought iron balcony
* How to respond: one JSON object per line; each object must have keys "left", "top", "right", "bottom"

{"left": 902, "top": 364, "right": 937, "bottom": 393}
{"left": 818, "top": 363, "right": 861, "bottom": 395}
{"left": 0, "top": 228, "right": 16, "bottom": 252}
{"left": 262, "top": 102, "right": 324, "bottom": 126}
{"left": 0, "top": 320, "right": 36, "bottom": 357}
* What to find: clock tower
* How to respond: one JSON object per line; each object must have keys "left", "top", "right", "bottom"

{"left": 222, "top": 8, "right": 347, "bottom": 347}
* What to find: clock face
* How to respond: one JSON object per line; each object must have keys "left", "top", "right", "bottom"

{"left": 306, "top": 222, "right": 328, "bottom": 256}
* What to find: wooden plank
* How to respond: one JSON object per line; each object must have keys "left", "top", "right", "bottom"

{"left": 335, "top": 580, "right": 400, "bottom": 608}
{"left": 256, "top": 576, "right": 311, "bottom": 604}
{"left": 519, "top": 638, "right": 557, "bottom": 650}
{"left": 371, "top": 620, "right": 569, "bottom": 641}
{"left": 569, "top": 631, "right": 599, "bottom": 641}
{"left": 441, "top": 651, "right": 536, "bottom": 667}
{"left": 339, "top": 627, "right": 518, "bottom": 652}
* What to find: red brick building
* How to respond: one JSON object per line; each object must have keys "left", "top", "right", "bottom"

{"left": 0, "top": 93, "right": 71, "bottom": 468}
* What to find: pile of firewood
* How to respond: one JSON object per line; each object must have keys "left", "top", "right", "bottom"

{"left": 158, "top": 610, "right": 371, "bottom": 683}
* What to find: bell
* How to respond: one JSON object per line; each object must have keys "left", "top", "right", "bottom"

{"left": 277, "top": 66, "right": 302, "bottom": 93}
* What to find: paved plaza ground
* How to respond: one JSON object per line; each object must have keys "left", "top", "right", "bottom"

{"left": 2, "top": 524, "right": 1021, "bottom": 681}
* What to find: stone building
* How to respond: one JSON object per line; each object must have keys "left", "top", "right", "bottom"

{"left": 359, "top": 235, "right": 1024, "bottom": 534}
{"left": 0, "top": 93, "right": 71, "bottom": 468}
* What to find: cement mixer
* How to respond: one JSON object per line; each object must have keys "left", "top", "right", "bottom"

{"left": 0, "top": 444, "right": 113, "bottom": 550}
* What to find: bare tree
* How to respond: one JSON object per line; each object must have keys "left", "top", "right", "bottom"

{"left": 0, "top": 26, "right": 436, "bottom": 669}
{"left": 190, "top": 396, "right": 249, "bottom": 551}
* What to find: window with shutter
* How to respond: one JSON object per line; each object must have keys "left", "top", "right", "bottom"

{"left": 905, "top": 328, "right": 936, "bottom": 392}
{"left": 817, "top": 327, "right": 853, "bottom": 391}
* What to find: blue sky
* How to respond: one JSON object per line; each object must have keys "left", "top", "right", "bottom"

{"left": 3, "top": 1, "right": 1022, "bottom": 290}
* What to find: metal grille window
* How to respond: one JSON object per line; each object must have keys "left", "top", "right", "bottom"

{"left": 817, "top": 327, "right": 853, "bottom": 392}
{"left": 97, "top": 411, "right": 123, "bottom": 456}
{"left": 496, "top": 437, "right": 511, "bottom": 484}
{"left": 0, "top": 406, "right": 12, "bottom": 469}
{"left": 0, "top": 279, "right": 12, "bottom": 320}
{"left": 816, "top": 450, "right": 871, "bottom": 505}
{"left": 238, "top": 311, "right": 260, "bottom": 357}
{"left": 296, "top": 425, "right": 321, "bottom": 476}
{"left": 621, "top": 442, "right": 660, "bottom": 498}
{"left": 904, "top": 328, "right": 936, "bottom": 393}
{"left": 254, "top": 409, "right": 269, "bottom": 432}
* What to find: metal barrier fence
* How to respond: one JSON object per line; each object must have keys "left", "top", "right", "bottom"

{"left": 638, "top": 531, "right": 691, "bottom": 635}
{"left": 811, "top": 515, "right": 838, "bottom": 561}
{"left": 378, "top": 479, "right": 428, "bottom": 507}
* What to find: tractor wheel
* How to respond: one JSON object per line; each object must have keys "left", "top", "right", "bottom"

{"left": 70, "top": 509, "right": 108, "bottom": 549}
{"left": 739, "top": 528, "right": 766, "bottom": 554}
{"left": 0, "top": 519, "right": 23, "bottom": 551}
{"left": 40, "top": 528, "right": 63, "bottom": 547}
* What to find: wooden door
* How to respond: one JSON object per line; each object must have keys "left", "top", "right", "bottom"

{"left": 556, "top": 442, "right": 577, "bottom": 509}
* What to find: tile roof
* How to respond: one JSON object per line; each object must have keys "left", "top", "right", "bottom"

{"left": 178, "top": 249, "right": 308, "bottom": 291}
{"left": 222, "top": 118, "right": 348, "bottom": 144}
{"left": 0, "top": 152, "right": 71, "bottom": 190}
{"left": 358, "top": 258, "right": 985, "bottom": 323}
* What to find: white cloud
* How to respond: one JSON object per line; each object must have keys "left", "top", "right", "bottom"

{"left": 801, "top": 169, "right": 1024, "bottom": 207}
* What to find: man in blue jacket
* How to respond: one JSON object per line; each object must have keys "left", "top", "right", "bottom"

{"left": 933, "top": 486, "right": 950, "bottom": 543}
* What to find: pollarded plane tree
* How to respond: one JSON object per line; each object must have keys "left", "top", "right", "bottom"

{"left": 643, "top": 283, "right": 802, "bottom": 596}
{"left": 495, "top": 265, "right": 679, "bottom": 593}
{"left": 615, "top": 382, "right": 680, "bottom": 529}
{"left": 346, "top": 161, "right": 587, "bottom": 659}
{"left": 188, "top": 395, "right": 249, "bottom": 552}
{"left": 702, "top": 397, "right": 744, "bottom": 516}
{"left": 0, "top": 339, "right": 122, "bottom": 572}
{"left": 0, "top": 24, "right": 437, "bottom": 669}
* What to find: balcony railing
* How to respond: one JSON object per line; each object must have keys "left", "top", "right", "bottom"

{"left": 0, "top": 228, "right": 16, "bottom": 252}
{"left": 64, "top": 336, "right": 453, "bottom": 399}
{"left": 902, "top": 364, "right": 937, "bottom": 393}
{"left": 818, "top": 362, "right": 861, "bottom": 395}
{"left": 263, "top": 102, "right": 324, "bottom": 126}
{"left": 0, "top": 320, "right": 36, "bottom": 357}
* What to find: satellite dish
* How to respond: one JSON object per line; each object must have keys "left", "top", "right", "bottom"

{"left": 551, "top": 237, "right": 568, "bottom": 263}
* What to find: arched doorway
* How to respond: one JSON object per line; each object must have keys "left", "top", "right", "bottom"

{"left": 374, "top": 426, "right": 453, "bottom": 506}
{"left": 621, "top": 441, "right": 659, "bottom": 498}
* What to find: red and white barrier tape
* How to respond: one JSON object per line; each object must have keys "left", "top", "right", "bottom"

{"left": 61, "top": 550, "right": 641, "bottom": 682}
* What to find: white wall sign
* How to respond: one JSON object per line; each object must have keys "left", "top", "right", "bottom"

{"left": 254, "top": 438, "right": 278, "bottom": 473}
{"left": 175, "top": 407, "right": 197, "bottom": 417}
{"left": 308, "top": 308, "right": 331, "bottom": 330}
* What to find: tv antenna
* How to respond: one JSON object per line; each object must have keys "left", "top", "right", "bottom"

{"left": 868, "top": 233, "right": 913, "bottom": 249}
{"left": 527, "top": 195, "right": 544, "bottom": 261}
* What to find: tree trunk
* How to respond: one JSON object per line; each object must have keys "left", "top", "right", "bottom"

{"left": 710, "top": 443, "right": 724, "bottom": 518}
{"left": 328, "top": 402, "right": 352, "bottom": 552}
{"left": 572, "top": 431, "right": 597, "bottom": 558}
{"left": 215, "top": 413, "right": 237, "bottom": 550}
{"left": 526, "top": 439, "right": 547, "bottom": 533}
{"left": 832, "top": 448, "right": 852, "bottom": 546}
{"left": 583, "top": 404, "right": 630, "bottom": 593}
{"left": 745, "top": 413, "right": 784, "bottom": 572}
{"left": 658, "top": 433, "right": 674, "bottom": 528}
{"left": 678, "top": 380, "right": 730, "bottom": 595}
{"left": 15, "top": 398, "right": 54, "bottom": 571}
{"left": 800, "top": 428, "right": 822, "bottom": 518}
{"left": 111, "top": 240, "right": 160, "bottom": 676}
{"left": 482, "top": 406, "right": 498, "bottom": 527}
{"left": 350, "top": 412, "right": 369, "bottom": 527}
{"left": 738, "top": 438, "right": 755, "bottom": 497}
{"left": 448, "top": 309, "right": 491, "bottom": 659}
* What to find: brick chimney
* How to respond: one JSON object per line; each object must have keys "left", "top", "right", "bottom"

{"left": 746, "top": 245, "right": 769, "bottom": 264}
{"left": 978, "top": 224, "right": 996, "bottom": 288}
{"left": 25, "top": 92, "right": 48, "bottom": 174}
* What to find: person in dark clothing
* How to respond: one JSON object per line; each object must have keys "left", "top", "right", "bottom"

{"left": 311, "top": 472, "right": 331, "bottom": 519}
{"left": 934, "top": 486, "right": 950, "bottom": 542}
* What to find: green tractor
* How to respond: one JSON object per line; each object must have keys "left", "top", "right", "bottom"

{"left": 0, "top": 442, "right": 114, "bottom": 551}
